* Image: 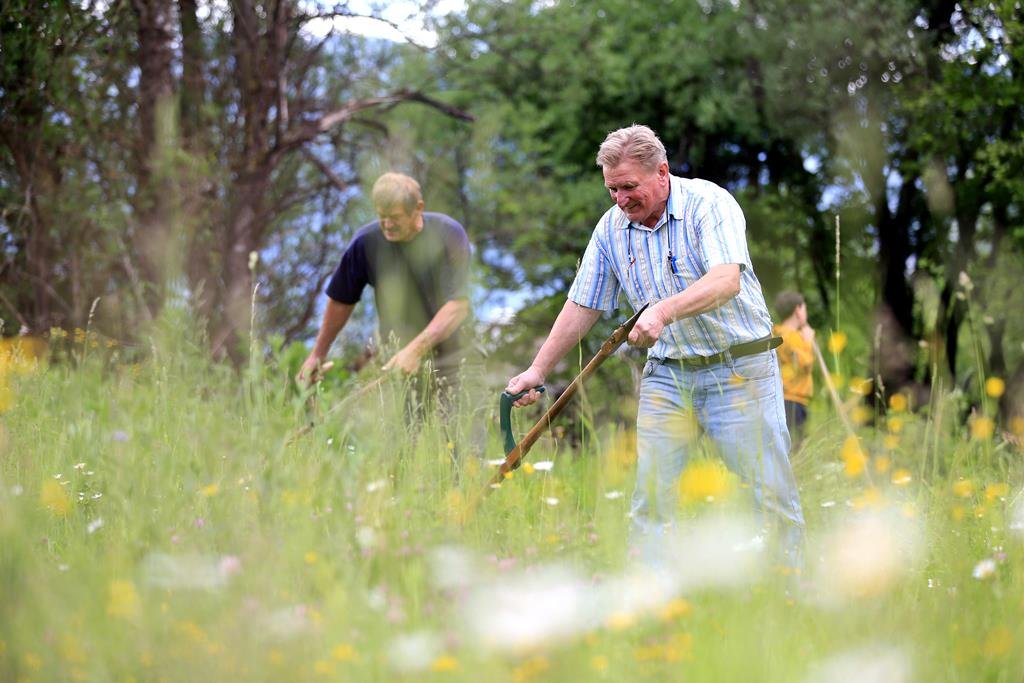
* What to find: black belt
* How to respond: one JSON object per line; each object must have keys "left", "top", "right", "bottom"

{"left": 660, "top": 335, "right": 782, "bottom": 369}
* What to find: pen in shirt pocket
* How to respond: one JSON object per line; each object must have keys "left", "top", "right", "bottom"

{"left": 667, "top": 251, "right": 679, "bottom": 275}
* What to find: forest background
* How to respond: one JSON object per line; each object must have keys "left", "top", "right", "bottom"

{"left": 2, "top": 0, "right": 1023, "bottom": 420}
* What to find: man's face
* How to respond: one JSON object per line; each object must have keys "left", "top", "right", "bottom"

{"left": 603, "top": 159, "right": 670, "bottom": 228}
{"left": 376, "top": 202, "right": 423, "bottom": 242}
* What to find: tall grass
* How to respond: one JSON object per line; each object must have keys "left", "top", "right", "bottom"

{"left": 1, "top": 321, "right": 1022, "bottom": 682}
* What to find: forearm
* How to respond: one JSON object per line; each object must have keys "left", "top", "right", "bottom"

{"left": 653, "top": 264, "right": 741, "bottom": 325}
{"left": 402, "top": 298, "right": 470, "bottom": 355}
{"left": 310, "top": 299, "right": 355, "bottom": 358}
{"left": 528, "top": 300, "right": 603, "bottom": 377}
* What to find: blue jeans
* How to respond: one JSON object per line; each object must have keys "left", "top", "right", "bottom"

{"left": 631, "top": 350, "right": 805, "bottom": 569}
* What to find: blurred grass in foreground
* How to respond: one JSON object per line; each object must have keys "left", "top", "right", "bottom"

{"left": 1, "top": 325, "right": 1023, "bottom": 682}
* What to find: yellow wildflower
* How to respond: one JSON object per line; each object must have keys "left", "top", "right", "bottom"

{"left": 605, "top": 612, "right": 636, "bottom": 631}
{"left": 40, "top": 479, "right": 72, "bottom": 516}
{"left": 887, "top": 417, "right": 905, "bottom": 434}
{"left": 107, "top": 580, "right": 141, "bottom": 619}
{"left": 304, "top": 551, "right": 318, "bottom": 565}
{"left": 590, "top": 654, "right": 609, "bottom": 673}
{"left": 827, "top": 330, "right": 848, "bottom": 354}
{"left": 331, "top": 644, "right": 358, "bottom": 662}
{"left": 657, "top": 598, "right": 692, "bottom": 622}
{"left": 889, "top": 393, "right": 908, "bottom": 413}
{"left": 677, "top": 460, "right": 734, "bottom": 504}
{"left": 430, "top": 655, "right": 459, "bottom": 672}
{"left": 984, "top": 377, "right": 1005, "bottom": 399}
{"left": 840, "top": 435, "right": 867, "bottom": 477}
{"left": 984, "top": 483, "right": 1009, "bottom": 502}
{"left": 851, "top": 405, "right": 872, "bottom": 426}
{"left": 970, "top": 416, "right": 995, "bottom": 440}
{"left": 1010, "top": 416, "right": 1024, "bottom": 439}
{"left": 198, "top": 483, "right": 219, "bottom": 498}
{"left": 503, "top": 471, "right": 513, "bottom": 480}
{"left": 883, "top": 434, "right": 900, "bottom": 450}
{"left": 312, "top": 659, "right": 335, "bottom": 676}
{"left": 952, "top": 505, "right": 966, "bottom": 521}
{"left": 873, "top": 455, "right": 891, "bottom": 474}
{"left": 851, "top": 487, "right": 884, "bottom": 510}
{"left": 891, "top": 469, "right": 912, "bottom": 486}
{"left": 952, "top": 479, "right": 973, "bottom": 498}
{"left": 829, "top": 372, "right": 846, "bottom": 389}
{"left": 849, "top": 376, "right": 873, "bottom": 396}
{"left": 522, "top": 462, "right": 535, "bottom": 475}
{"left": 512, "top": 656, "right": 549, "bottom": 683}
{"left": 982, "top": 625, "right": 1012, "bottom": 658}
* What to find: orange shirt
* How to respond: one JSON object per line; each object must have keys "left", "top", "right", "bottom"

{"left": 773, "top": 323, "right": 814, "bottom": 405}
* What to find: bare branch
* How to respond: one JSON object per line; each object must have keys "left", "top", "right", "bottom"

{"left": 301, "top": 147, "right": 353, "bottom": 193}
{"left": 273, "top": 89, "right": 472, "bottom": 162}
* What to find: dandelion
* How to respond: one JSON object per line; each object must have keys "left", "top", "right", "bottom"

{"left": 951, "top": 505, "right": 966, "bottom": 521}
{"left": 851, "top": 405, "right": 872, "bottom": 426}
{"left": 889, "top": 393, "right": 908, "bottom": 413}
{"left": 304, "top": 551, "right": 318, "bottom": 565}
{"left": 656, "top": 598, "right": 692, "bottom": 622}
{"left": 430, "top": 655, "right": 459, "bottom": 672}
{"left": 107, "top": 580, "right": 141, "bottom": 619}
{"left": 605, "top": 611, "right": 636, "bottom": 631}
{"left": 985, "top": 377, "right": 1005, "bottom": 399}
{"left": 312, "top": 660, "right": 335, "bottom": 676}
{"left": 887, "top": 417, "right": 905, "bottom": 434}
{"left": 840, "top": 436, "right": 867, "bottom": 477}
{"left": 677, "top": 460, "right": 734, "bottom": 503}
{"left": 827, "top": 330, "right": 848, "bottom": 354}
{"left": 952, "top": 479, "right": 973, "bottom": 498}
{"left": 970, "top": 416, "right": 995, "bottom": 441}
{"left": 984, "top": 483, "right": 1009, "bottom": 502}
{"left": 522, "top": 462, "right": 535, "bottom": 474}
{"left": 851, "top": 487, "right": 884, "bottom": 510}
{"left": 331, "top": 644, "right": 358, "bottom": 662}
{"left": 40, "top": 479, "right": 72, "bottom": 516}
{"left": 982, "top": 625, "right": 1012, "bottom": 658}
{"left": 972, "top": 558, "right": 996, "bottom": 580}
{"left": 873, "top": 455, "right": 891, "bottom": 474}
{"left": 891, "top": 469, "right": 912, "bottom": 486}
{"left": 849, "top": 377, "right": 873, "bottom": 396}
{"left": 512, "top": 655, "right": 550, "bottom": 683}
{"left": 199, "top": 483, "right": 219, "bottom": 498}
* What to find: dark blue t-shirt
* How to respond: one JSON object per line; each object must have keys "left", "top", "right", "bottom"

{"left": 325, "top": 212, "right": 471, "bottom": 367}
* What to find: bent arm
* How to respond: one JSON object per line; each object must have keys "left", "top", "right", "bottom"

{"left": 384, "top": 298, "right": 470, "bottom": 373}
{"left": 298, "top": 299, "right": 355, "bottom": 383}
{"left": 629, "top": 264, "right": 741, "bottom": 347}
{"left": 505, "top": 301, "right": 603, "bottom": 400}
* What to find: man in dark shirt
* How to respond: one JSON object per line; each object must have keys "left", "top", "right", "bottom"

{"left": 297, "top": 172, "right": 472, "bottom": 388}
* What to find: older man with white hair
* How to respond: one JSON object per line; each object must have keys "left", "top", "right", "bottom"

{"left": 506, "top": 124, "right": 804, "bottom": 569}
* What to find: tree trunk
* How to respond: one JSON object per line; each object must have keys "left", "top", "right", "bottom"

{"left": 131, "top": 0, "right": 177, "bottom": 319}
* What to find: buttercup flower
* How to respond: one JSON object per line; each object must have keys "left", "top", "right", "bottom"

{"left": 985, "top": 377, "right": 1005, "bottom": 399}
{"left": 828, "top": 330, "right": 848, "bottom": 354}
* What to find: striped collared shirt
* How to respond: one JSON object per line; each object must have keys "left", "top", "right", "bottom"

{"left": 567, "top": 175, "right": 773, "bottom": 359}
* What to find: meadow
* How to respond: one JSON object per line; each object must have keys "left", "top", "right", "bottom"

{"left": 1, "top": 317, "right": 1022, "bottom": 683}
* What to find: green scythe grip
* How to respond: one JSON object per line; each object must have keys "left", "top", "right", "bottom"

{"left": 499, "top": 386, "right": 546, "bottom": 456}
{"left": 491, "top": 302, "right": 649, "bottom": 482}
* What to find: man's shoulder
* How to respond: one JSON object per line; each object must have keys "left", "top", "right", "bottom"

{"left": 423, "top": 212, "right": 467, "bottom": 234}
